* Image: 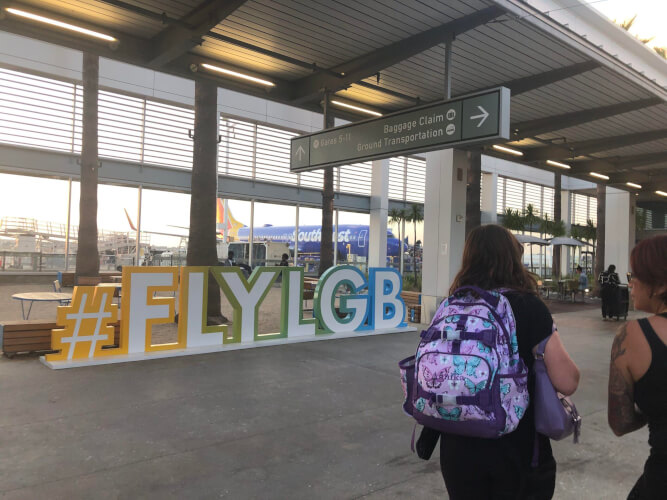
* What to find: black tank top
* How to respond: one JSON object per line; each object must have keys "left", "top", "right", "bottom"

{"left": 634, "top": 314, "right": 667, "bottom": 453}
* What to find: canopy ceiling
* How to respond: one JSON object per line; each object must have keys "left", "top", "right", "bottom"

{"left": 0, "top": 0, "right": 665, "bottom": 200}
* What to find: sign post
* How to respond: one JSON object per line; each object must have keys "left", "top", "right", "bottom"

{"left": 291, "top": 87, "right": 510, "bottom": 172}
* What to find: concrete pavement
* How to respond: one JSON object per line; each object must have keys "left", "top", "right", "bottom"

{"left": 0, "top": 305, "right": 649, "bottom": 499}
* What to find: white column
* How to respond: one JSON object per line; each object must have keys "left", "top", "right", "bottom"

{"left": 480, "top": 172, "right": 497, "bottom": 224}
{"left": 605, "top": 188, "right": 634, "bottom": 282}
{"left": 422, "top": 149, "right": 468, "bottom": 323}
{"left": 368, "top": 158, "right": 389, "bottom": 268}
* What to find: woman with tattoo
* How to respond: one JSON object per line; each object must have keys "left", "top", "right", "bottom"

{"left": 608, "top": 234, "right": 667, "bottom": 499}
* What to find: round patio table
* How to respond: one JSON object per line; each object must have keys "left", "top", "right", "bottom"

{"left": 12, "top": 292, "right": 72, "bottom": 320}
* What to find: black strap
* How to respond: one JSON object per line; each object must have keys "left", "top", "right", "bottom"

{"left": 638, "top": 318, "right": 666, "bottom": 352}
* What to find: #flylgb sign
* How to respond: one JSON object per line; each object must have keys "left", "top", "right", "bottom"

{"left": 42, "top": 265, "right": 414, "bottom": 369}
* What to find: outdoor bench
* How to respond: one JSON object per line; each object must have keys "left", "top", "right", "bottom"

{"left": 401, "top": 291, "right": 422, "bottom": 323}
{"left": 1, "top": 319, "right": 121, "bottom": 358}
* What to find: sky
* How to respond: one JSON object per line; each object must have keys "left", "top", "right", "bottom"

{"left": 591, "top": 0, "right": 667, "bottom": 48}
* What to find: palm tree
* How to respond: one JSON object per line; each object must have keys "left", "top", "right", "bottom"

{"left": 76, "top": 52, "right": 100, "bottom": 281}
{"left": 389, "top": 208, "right": 404, "bottom": 275}
{"left": 523, "top": 204, "right": 539, "bottom": 271}
{"left": 407, "top": 204, "right": 423, "bottom": 283}
{"left": 501, "top": 208, "right": 523, "bottom": 232}
{"left": 538, "top": 214, "right": 551, "bottom": 240}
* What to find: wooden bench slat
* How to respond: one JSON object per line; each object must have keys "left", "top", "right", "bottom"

{"left": 5, "top": 337, "right": 62, "bottom": 347}
{"left": 4, "top": 332, "right": 52, "bottom": 340}
{"left": 1, "top": 321, "right": 58, "bottom": 331}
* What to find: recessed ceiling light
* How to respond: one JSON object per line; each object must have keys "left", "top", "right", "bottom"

{"left": 200, "top": 63, "right": 275, "bottom": 87}
{"left": 6, "top": 8, "right": 116, "bottom": 41}
{"left": 626, "top": 182, "right": 642, "bottom": 189}
{"left": 492, "top": 145, "right": 523, "bottom": 156}
{"left": 590, "top": 172, "right": 610, "bottom": 180}
{"left": 330, "top": 100, "right": 382, "bottom": 117}
{"left": 546, "top": 160, "right": 571, "bottom": 169}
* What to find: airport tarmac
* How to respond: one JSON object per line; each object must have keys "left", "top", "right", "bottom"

{"left": 0, "top": 283, "right": 648, "bottom": 499}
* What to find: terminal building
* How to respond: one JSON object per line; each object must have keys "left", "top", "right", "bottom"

{"left": 0, "top": 0, "right": 665, "bottom": 322}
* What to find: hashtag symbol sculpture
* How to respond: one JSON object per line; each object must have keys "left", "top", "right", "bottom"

{"left": 46, "top": 286, "right": 119, "bottom": 362}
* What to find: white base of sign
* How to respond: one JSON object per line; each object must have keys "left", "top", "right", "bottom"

{"left": 40, "top": 326, "right": 417, "bottom": 370}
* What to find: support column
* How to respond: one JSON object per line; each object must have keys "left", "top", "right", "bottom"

{"left": 604, "top": 188, "right": 633, "bottom": 283}
{"left": 560, "top": 188, "right": 571, "bottom": 278}
{"left": 368, "top": 159, "right": 389, "bottom": 268}
{"left": 595, "top": 185, "right": 606, "bottom": 292}
{"left": 187, "top": 78, "right": 224, "bottom": 323}
{"left": 319, "top": 92, "right": 335, "bottom": 275}
{"left": 422, "top": 149, "right": 468, "bottom": 323}
{"left": 76, "top": 52, "right": 100, "bottom": 279}
{"left": 480, "top": 172, "right": 497, "bottom": 224}
{"left": 465, "top": 151, "right": 482, "bottom": 236}
{"left": 552, "top": 173, "right": 561, "bottom": 278}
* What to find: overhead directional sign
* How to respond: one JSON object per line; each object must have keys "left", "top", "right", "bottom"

{"left": 291, "top": 87, "right": 510, "bottom": 172}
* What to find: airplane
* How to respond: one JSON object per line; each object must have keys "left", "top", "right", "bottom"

{"left": 236, "top": 224, "right": 406, "bottom": 261}
{"left": 125, "top": 200, "right": 407, "bottom": 262}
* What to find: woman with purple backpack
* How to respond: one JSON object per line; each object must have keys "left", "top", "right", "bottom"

{"left": 437, "top": 225, "right": 580, "bottom": 499}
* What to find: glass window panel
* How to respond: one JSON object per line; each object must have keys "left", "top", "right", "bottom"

{"left": 389, "top": 157, "right": 406, "bottom": 201}
{"left": 0, "top": 68, "right": 76, "bottom": 152}
{"left": 143, "top": 101, "right": 194, "bottom": 169}
{"left": 505, "top": 178, "right": 523, "bottom": 212}
{"left": 405, "top": 157, "right": 425, "bottom": 203}
{"left": 497, "top": 177, "right": 505, "bottom": 214}
{"left": 525, "top": 183, "right": 541, "bottom": 215}
{"left": 255, "top": 125, "right": 299, "bottom": 186}
{"left": 338, "top": 161, "right": 372, "bottom": 195}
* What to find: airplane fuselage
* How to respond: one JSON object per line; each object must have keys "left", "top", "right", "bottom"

{"left": 236, "top": 224, "right": 402, "bottom": 260}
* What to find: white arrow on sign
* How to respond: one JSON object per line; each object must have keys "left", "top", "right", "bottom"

{"left": 470, "top": 106, "right": 489, "bottom": 128}
{"left": 295, "top": 145, "right": 306, "bottom": 160}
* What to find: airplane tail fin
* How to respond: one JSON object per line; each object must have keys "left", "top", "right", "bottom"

{"left": 216, "top": 198, "right": 244, "bottom": 239}
{"left": 124, "top": 209, "right": 137, "bottom": 231}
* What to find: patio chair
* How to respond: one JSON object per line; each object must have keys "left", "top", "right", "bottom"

{"left": 53, "top": 280, "right": 71, "bottom": 305}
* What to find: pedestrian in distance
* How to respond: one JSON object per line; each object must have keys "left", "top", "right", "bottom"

{"left": 599, "top": 264, "right": 621, "bottom": 320}
{"left": 608, "top": 234, "right": 667, "bottom": 500}
{"left": 279, "top": 253, "right": 290, "bottom": 266}
{"left": 224, "top": 251, "right": 235, "bottom": 267}
{"left": 436, "top": 225, "right": 580, "bottom": 499}
{"left": 576, "top": 265, "right": 588, "bottom": 291}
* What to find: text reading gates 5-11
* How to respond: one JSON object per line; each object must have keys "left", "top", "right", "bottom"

{"left": 42, "top": 266, "right": 414, "bottom": 369}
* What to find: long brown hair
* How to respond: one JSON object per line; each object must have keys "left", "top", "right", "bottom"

{"left": 449, "top": 224, "right": 537, "bottom": 295}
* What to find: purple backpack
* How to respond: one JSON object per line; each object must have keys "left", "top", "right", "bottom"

{"left": 399, "top": 286, "right": 529, "bottom": 438}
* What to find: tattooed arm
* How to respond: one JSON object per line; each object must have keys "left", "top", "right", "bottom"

{"left": 608, "top": 323, "right": 647, "bottom": 436}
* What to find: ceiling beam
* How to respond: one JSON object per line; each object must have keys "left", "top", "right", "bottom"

{"left": 148, "top": 0, "right": 248, "bottom": 67}
{"left": 523, "top": 129, "right": 667, "bottom": 161}
{"left": 612, "top": 152, "right": 667, "bottom": 168}
{"left": 511, "top": 98, "right": 662, "bottom": 139}
{"left": 609, "top": 172, "right": 667, "bottom": 185}
{"left": 289, "top": 5, "right": 505, "bottom": 103}
{"left": 502, "top": 60, "right": 599, "bottom": 96}
{"left": 204, "top": 31, "right": 419, "bottom": 104}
